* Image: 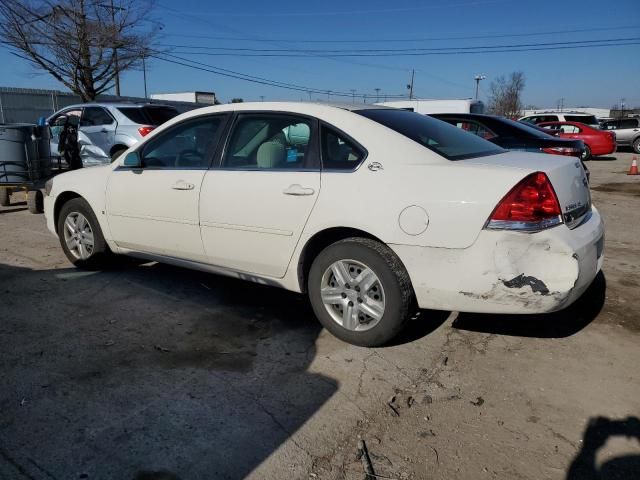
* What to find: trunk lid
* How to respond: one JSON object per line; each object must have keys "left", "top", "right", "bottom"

{"left": 464, "top": 151, "right": 591, "bottom": 229}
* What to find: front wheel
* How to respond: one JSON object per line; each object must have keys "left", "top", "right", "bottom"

{"left": 308, "top": 237, "right": 414, "bottom": 347}
{"left": 633, "top": 138, "right": 640, "bottom": 154}
{"left": 57, "top": 197, "right": 112, "bottom": 269}
{"left": 581, "top": 145, "right": 591, "bottom": 161}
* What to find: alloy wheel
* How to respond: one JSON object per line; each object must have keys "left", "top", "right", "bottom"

{"left": 63, "top": 212, "right": 95, "bottom": 260}
{"left": 320, "top": 259, "right": 386, "bottom": 331}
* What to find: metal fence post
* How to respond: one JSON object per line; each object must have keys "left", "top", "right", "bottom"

{"left": 0, "top": 92, "right": 5, "bottom": 123}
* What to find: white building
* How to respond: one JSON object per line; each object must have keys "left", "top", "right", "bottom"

{"left": 151, "top": 91, "right": 217, "bottom": 105}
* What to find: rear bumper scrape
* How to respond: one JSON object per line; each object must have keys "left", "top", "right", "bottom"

{"left": 391, "top": 207, "right": 603, "bottom": 314}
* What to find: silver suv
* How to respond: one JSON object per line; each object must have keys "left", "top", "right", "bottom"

{"left": 601, "top": 118, "right": 640, "bottom": 153}
{"left": 47, "top": 103, "right": 179, "bottom": 166}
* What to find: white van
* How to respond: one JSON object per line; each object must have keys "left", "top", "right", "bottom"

{"left": 519, "top": 112, "right": 600, "bottom": 129}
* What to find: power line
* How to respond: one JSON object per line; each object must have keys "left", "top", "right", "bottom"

{"left": 160, "top": 24, "right": 640, "bottom": 44}
{"left": 157, "top": 0, "right": 510, "bottom": 18}
{"left": 163, "top": 40, "right": 640, "bottom": 57}
{"left": 150, "top": 52, "right": 408, "bottom": 99}
{"left": 156, "top": 37, "right": 640, "bottom": 54}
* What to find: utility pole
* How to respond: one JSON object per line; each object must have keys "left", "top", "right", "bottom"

{"left": 407, "top": 69, "right": 415, "bottom": 99}
{"left": 98, "top": 1, "right": 126, "bottom": 96}
{"left": 374, "top": 88, "right": 381, "bottom": 103}
{"left": 474, "top": 74, "right": 486, "bottom": 100}
{"left": 142, "top": 53, "right": 148, "bottom": 98}
{"left": 556, "top": 97, "right": 565, "bottom": 112}
{"left": 259, "top": 95, "right": 265, "bottom": 102}
{"left": 350, "top": 89, "right": 356, "bottom": 104}
{"left": 109, "top": 0, "right": 120, "bottom": 96}
{"left": 327, "top": 90, "right": 331, "bottom": 102}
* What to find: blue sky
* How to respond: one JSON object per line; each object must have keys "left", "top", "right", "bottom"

{"left": 1, "top": 0, "right": 639, "bottom": 107}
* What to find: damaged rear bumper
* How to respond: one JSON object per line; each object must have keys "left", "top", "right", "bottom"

{"left": 391, "top": 206, "right": 604, "bottom": 314}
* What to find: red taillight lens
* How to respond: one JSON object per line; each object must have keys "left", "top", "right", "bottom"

{"left": 138, "top": 126, "right": 155, "bottom": 137}
{"left": 541, "top": 146, "right": 581, "bottom": 156}
{"left": 486, "top": 172, "right": 563, "bottom": 232}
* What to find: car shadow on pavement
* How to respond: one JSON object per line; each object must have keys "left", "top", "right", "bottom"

{"left": 0, "top": 261, "right": 336, "bottom": 479}
{"left": 451, "top": 271, "right": 606, "bottom": 338}
{"left": 566, "top": 416, "right": 640, "bottom": 480}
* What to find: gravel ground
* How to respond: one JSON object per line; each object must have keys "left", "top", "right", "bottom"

{"left": 0, "top": 150, "right": 638, "bottom": 480}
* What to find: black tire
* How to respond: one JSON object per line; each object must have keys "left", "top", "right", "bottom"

{"left": 0, "top": 188, "right": 10, "bottom": 207}
{"left": 111, "top": 146, "right": 127, "bottom": 163}
{"left": 27, "top": 190, "right": 44, "bottom": 214}
{"left": 581, "top": 145, "right": 591, "bottom": 161}
{"left": 57, "top": 197, "right": 112, "bottom": 269}
{"left": 633, "top": 137, "right": 640, "bottom": 155}
{"left": 308, "top": 237, "right": 414, "bottom": 347}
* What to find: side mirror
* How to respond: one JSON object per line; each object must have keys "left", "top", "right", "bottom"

{"left": 121, "top": 151, "right": 141, "bottom": 168}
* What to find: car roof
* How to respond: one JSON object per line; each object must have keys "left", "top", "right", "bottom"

{"left": 61, "top": 102, "right": 176, "bottom": 109}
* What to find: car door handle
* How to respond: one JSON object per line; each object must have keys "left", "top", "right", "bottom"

{"left": 283, "top": 184, "right": 315, "bottom": 196}
{"left": 172, "top": 180, "right": 195, "bottom": 190}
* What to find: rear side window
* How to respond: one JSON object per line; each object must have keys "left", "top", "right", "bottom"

{"left": 321, "top": 126, "right": 365, "bottom": 170}
{"left": 565, "top": 115, "right": 597, "bottom": 125}
{"left": 619, "top": 119, "right": 639, "bottom": 129}
{"left": 118, "top": 106, "right": 179, "bottom": 126}
{"left": 441, "top": 119, "right": 496, "bottom": 140}
{"left": 357, "top": 109, "right": 503, "bottom": 161}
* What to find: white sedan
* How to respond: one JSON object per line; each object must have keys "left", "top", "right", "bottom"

{"left": 44, "top": 103, "right": 604, "bottom": 346}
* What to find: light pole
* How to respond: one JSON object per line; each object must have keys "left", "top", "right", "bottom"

{"left": 474, "top": 75, "right": 486, "bottom": 100}
{"left": 142, "top": 52, "right": 148, "bottom": 98}
{"left": 350, "top": 89, "right": 356, "bottom": 104}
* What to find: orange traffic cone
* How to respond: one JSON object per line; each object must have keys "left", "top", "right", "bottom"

{"left": 629, "top": 157, "right": 639, "bottom": 175}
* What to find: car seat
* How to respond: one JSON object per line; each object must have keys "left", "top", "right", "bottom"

{"left": 256, "top": 141, "right": 286, "bottom": 169}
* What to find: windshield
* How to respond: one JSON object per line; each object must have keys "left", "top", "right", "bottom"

{"left": 357, "top": 109, "right": 504, "bottom": 160}
{"left": 118, "top": 106, "right": 179, "bottom": 126}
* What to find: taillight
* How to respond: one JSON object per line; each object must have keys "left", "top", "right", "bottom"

{"left": 138, "top": 126, "right": 155, "bottom": 137}
{"left": 485, "top": 172, "right": 563, "bottom": 232}
{"left": 541, "top": 146, "right": 581, "bottom": 156}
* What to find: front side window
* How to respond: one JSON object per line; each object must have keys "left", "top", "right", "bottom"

{"left": 321, "top": 126, "right": 365, "bottom": 170}
{"left": 81, "top": 107, "right": 114, "bottom": 126}
{"left": 222, "top": 114, "right": 315, "bottom": 170}
{"left": 358, "top": 109, "right": 503, "bottom": 161}
{"left": 141, "top": 116, "right": 225, "bottom": 169}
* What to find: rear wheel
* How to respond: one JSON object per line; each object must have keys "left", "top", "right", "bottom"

{"left": 27, "top": 190, "right": 43, "bottom": 214}
{"left": 0, "top": 188, "right": 10, "bottom": 207}
{"left": 581, "top": 145, "right": 591, "bottom": 161}
{"left": 633, "top": 138, "right": 640, "bottom": 154}
{"left": 57, "top": 197, "right": 112, "bottom": 269}
{"left": 308, "top": 237, "right": 414, "bottom": 347}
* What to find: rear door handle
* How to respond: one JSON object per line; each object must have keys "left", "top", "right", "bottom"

{"left": 283, "top": 184, "right": 315, "bottom": 196}
{"left": 172, "top": 180, "right": 195, "bottom": 190}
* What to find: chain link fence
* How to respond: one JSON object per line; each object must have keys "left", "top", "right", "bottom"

{"left": 0, "top": 87, "right": 201, "bottom": 124}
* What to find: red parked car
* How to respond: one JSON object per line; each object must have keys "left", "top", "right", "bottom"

{"left": 537, "top": 121, "right": 616, "bottom": 160}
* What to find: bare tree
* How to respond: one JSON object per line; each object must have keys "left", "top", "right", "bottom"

{"left": 487, "top": 72, "right": 526, "bottom": 118}
{"left": 0, "top": 0, "right": 159, "bottom": 101}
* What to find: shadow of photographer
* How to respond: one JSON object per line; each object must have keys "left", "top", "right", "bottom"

{"left": 566, "top": 416, "right": 640, "bottom": 480}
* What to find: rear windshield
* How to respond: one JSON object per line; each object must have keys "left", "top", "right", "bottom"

{"left": 117, "top": 106, "right": 179, "bottom": 126}
{"left": 357, "top": 109, "right": 504, "bottom": 160}
{"left": 564, "top": 115, "right": 597, "bottom": 125}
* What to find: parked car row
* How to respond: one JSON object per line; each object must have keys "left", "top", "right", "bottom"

{"left": 47, "top": 103, "right": 180, "bottom": 166}
{"left": 430, "top": 113, "right": 591, "bottom": 177}
{"left": 44, "top": 102, "right": 602, "bottom": 347}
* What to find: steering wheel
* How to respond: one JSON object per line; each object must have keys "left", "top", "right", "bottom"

{"left": 176, "top": 149, "right": 204, "bottom": 167}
